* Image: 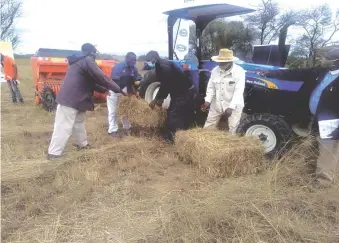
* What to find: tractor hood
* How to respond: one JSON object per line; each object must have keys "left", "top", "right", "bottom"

{"left": 163, "top": 0, "right": 255, "bottom": 20}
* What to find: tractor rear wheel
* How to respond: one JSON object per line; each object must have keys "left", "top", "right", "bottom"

{"left": 237, "top": 113, "right": 293, "bottom": 158}
{"left": 41, "top": 86, "right": 57, "bottom": 112}
{"left": 139, "top": 69, "right": 157, "bottom": 98}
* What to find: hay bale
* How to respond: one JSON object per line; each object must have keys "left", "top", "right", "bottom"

{"left": 175, "top": 128, "right": 265, "bottom": 178}
{"left": 117, "top": 96, "right": 167, "bottom": 128}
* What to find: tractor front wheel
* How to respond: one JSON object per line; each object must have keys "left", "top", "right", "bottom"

{"left": 237, "top": 113, "right": 293, "bottom": 158}
{"left": 41, "top": 86, "right": 57, "bottom": 112}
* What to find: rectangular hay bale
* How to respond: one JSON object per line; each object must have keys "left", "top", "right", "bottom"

{"left": 175, "top": 128, "right": 265, "bottom": 178}
{"left": 117, "top": 96, "right": 167, "bottom": 129}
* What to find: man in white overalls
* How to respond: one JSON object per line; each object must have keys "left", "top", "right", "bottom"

{"left": 201, "top": 49, "right": 246, "bottom": 134}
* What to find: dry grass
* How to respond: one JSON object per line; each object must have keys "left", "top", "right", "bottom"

{"left": 117, "top": 96, "right": 167, "bottom": 129}
{"left": 175, "top": 128, "right": 265, "bottom": 178}
{"left": 1, "top": 59, "right": 339, "bottom": 243}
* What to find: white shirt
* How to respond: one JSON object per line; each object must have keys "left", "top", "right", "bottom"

{"left": 205, "top": 64, "right": 246, "bottom": 111}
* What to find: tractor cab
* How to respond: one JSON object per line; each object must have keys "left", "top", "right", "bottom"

{"left": 164, "top": 1, "right": 255, "bottom": 63}
{"left": 162, "top": 1, "right": 292, "bottom": 95}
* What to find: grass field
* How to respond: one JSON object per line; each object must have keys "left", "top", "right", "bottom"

{"left": 1, "top": 58, "right": 339, "bottom": 242}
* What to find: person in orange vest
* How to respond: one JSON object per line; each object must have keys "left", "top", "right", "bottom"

{"left": 0, "top": 53, "right": 24, "bottom": 103}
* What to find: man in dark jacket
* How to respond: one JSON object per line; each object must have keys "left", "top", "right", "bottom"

{"left": 312, "top": 69, "right": 339, "bottom": 187}
{"left": 260, "top": 52, "right": 339, "bottom": 187}
{"left": 145, "top": 50, "right": 195, "bottom": 143}
{"left": 48, "top": 43, "right": 126, "bottom": 159}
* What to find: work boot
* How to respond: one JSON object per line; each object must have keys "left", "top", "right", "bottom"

{"left": 19, "top": 98, "right": 24, "bottom": 104}
{"left": 109, "top": 131, "right": 121, "bottom": 138}
{"left": 47, "top": 154, "right": 61, "bottom": 160}
{"left": 122, "top": 128, "right": 131, "bottom": 136}
{"left": 73, "top": 144, "right": 91, "bottom": 151}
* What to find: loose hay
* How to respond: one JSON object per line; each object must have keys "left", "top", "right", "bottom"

{"left": 175, "top": 128, "right": 265, "bottom": 178}
{"left": 117, "top": 96, "right": 167, "bottom": 128}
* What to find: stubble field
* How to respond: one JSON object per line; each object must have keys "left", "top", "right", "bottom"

{"left": 1, "top": 58, "right": 339, "bottom": 243}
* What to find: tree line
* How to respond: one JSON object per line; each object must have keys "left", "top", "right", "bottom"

{"left": 197, "top": 0, "right": 339, "bottom": 68}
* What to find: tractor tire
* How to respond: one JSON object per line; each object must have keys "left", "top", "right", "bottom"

{"left": 41, "top": 86, "right": 57, "bottom": 112}
{"left": 236, "top": 113, "right": 294, "bottom": 158}
{"left": 139, "top": 69, "right": 157, "bottom": 98}
{"left": 144, "top": 82, "right": 171, "bottom": 109}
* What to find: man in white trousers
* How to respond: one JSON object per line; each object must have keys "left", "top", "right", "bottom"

{"left": 201, "top": 49, "right": 246, "bottom": 134}
{"left": 107, "top": 52, "right": 141, "bottom": 137}
{"left": 47, "top": 43, "right": 126, "bottom": 160}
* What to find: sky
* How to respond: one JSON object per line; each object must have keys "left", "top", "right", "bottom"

{"left": 14, "top": 0, "right": 339, "bottom": 55}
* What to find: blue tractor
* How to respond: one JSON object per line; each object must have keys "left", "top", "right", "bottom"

{"left": 139, "top": 1, "right": 339, "bottom": 156}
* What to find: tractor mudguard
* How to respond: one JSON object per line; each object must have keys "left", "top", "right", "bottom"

{"left": 309, "top": 70, "right": 339, "bottom": 115}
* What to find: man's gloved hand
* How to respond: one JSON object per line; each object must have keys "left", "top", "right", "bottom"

{"left": 201, "top": 102, "right": 210, "bottom": 112}
{"left": 223, "top": 108, "right": 233, "bottom": 118}
{"left": 120, "top": 90, "right": 128, "bottom": 96}
{"left": 149, "top": 99, "right": 163, "bottom": 109}
{"left": 135, "top": 92, "right": 141, "bottom": 100}
{"left": 134, "top": 81, "right": 141, "bottom": 86}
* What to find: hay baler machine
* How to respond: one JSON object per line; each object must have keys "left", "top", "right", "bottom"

{"left": 32, "top": 48, "right": 116, "bottom": 112}
{"left": 140, "top": 0, "right": 339, "bottom": 156}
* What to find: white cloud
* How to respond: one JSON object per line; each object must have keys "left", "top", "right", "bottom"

{"left": 15, "top": 0, "right": 339, "bottom": 55}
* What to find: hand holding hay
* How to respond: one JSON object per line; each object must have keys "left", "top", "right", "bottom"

{"left": 175, "top": 128, "right": 265, "bottom": 178}
{"left": 117, "top": 96, "right": 167, "bottom": 128}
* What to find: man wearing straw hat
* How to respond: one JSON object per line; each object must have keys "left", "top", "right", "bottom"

{"left": 201, "top": 48, "right": 246, "bottom": 134}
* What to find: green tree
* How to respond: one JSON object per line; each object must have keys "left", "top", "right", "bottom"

{"left": 200, "top": 20, "right": 256, "bottom": 61}
{"left": 296, "top": 4, "right": 339, "bottom": 67}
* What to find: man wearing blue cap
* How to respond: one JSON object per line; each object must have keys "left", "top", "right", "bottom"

{"left": 107, "top": 52, "right": 142, "bottom": 137}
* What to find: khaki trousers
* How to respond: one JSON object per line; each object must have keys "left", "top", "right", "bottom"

{"left": 204, "top": 106, "right": 243, "bottom": 134}
{"left": 316, "top": 139, "right": 339, "bottom": 184}
{"left": 48, "top": 104, "right": 88, "bottom": 156}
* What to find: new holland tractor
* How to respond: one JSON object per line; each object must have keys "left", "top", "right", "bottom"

{"left": 139, "top": 1, "right": 339, "bottom": 156}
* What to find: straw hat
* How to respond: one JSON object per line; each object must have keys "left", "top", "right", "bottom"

{"left": 211, "top": 48, "right": 238, "bottom": 62}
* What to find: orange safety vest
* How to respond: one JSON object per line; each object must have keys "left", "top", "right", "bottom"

{"left": 3, "top": 55, "right": 19, "bottom": 80}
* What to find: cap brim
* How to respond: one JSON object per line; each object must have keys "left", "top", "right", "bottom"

{"left": 211, "top": 56, "right": 238, "bottom": 62}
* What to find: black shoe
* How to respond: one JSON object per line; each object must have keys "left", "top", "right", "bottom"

{"left": 122, "top": 128, "right": 131, "bottom": 136}
{"left": 73, "top": 144, "right": 91, "bottom": 151}
{"left": 47, "top": 154, "right": 61, "bottom": 160}
{"left": 19, "top": 99, "right": 24, "bottom": 104}
{"left": 108, "top": 131, "right": 121, "bottom": 138}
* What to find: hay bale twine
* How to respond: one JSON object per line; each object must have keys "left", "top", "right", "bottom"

{"left": 175, "top": 128, "right": 265, "bottom": 178}
{"left": 117, "top": 96, "right": 167, "bottom": 129}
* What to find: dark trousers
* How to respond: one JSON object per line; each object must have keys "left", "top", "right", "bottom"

{"left": 165, "top": 87, "right": 195, "bottom": 143}
{"left": 7, "top": 79, "right": 23, "bottom": 103}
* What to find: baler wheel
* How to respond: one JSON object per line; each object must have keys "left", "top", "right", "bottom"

{"left": 41, "top": 86, "right": 57, "bottom": 112}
